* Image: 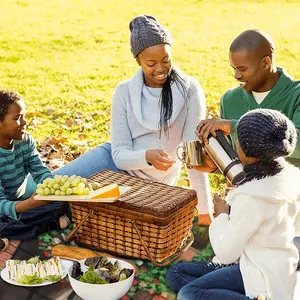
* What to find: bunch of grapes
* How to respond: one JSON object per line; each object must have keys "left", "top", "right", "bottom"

{"left": 36, "top": 175, "right": 100, "bottom": 196}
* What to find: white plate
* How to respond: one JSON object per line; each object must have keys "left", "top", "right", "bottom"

{"left": 0, "top": 259, "right": 72, "bottom": 287}
{"left": 34, "top": 186, "right": 131, "bottom": 203}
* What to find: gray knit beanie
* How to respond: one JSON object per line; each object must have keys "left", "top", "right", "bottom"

{"left": 129, "top": 15, "right": 172, "bottom": 58}
{"left": 237, "top": 109, "right": 297, "bottom": 160}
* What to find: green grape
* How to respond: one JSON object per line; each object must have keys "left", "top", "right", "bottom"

{"left": 91, "top": 183, "right": 101, "bottom": 190}
{"left": 72, "top": 187, "right": 78, "bottom": 194}
{"left": 43, "top": 178, "right": 51, "bottom": 185}
{"left": 69, "top": 175, "right": 76, "bottom": 181}
{"left": 63, "top": 182, "right": 70, "bottom": 188}
{"left": 80, "top": 178, "right": 88, "bottom": 185}
{"left": 78, "top": 182, "right": 85, "bottom": 190}
{"left": 55, "top": 190, "right": 61, "bottom": 196}
{"left": 50, "top": 188, "right": 55, "bottom": 194}
{"left": 54, "top": 175, "right": 62, "bottom": 183}
{"left": 66, "top": 188, "right": 73, "bottom": 195}
{"left": 36, "top": 188, "right": 44, "bottom": 195}
{"left": 60, "top": 191, "right": 66, "bottom": 196}
{"left": 44, "top": 187, "right": 50, "bottom": 195}
{"left": 53, "top": 183, "right": 60, "bottom": 190}
{"left": 47, "top": 181, "right": 54, "bottom": 188}
{"left": 37, "top": 184, "right": 43, "bottom": 189}
{"left": 60, "top": 185, "right": 67, "bottom": 191}
{"left": 77, "top": 189, "right": 84, "bottom": 195}
{"left": 71, "top": 180, "right": 78, "bottom": 187}
{"left": 62, "top": 175, "right": 68, "bottom": 183}
{"left": 83, "top": 188, "right": 89, "bottom": 195}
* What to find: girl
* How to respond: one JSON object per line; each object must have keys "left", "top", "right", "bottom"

{"left": 166, "top": 108, "right": 300, "bottom": 300}
{"left": 53, "top": 15, "right": 212, "bottom": 224}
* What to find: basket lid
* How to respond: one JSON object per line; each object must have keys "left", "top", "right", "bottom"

{"left": 88, "top": 170, "right": 197, "bottom": 218}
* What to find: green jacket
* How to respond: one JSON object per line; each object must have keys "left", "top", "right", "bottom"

{"left": 221, "top": 67, "right": 300, "bottom": 167}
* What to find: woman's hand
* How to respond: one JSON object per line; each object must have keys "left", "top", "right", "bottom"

{"left": 213, "top": 193, "right": 230, "bottom": 217}
{"left": 146, "top": 149, "right": 176, "bottom": 171}
{"left": 196, "top": 118, "right": 232, "bottom": 144}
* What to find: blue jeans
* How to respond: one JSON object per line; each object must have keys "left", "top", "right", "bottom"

{"left": 166, "top": 261, "right": 253, "bottom": 300}
{"left": 53, "top": 142, "right": 122, "bottom": 177}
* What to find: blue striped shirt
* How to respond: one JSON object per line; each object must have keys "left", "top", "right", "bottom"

{"left": 0, "top": 133, "right": 52, "bottom": 219}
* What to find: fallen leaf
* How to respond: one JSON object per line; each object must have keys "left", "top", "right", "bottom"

{"left": 74, "top": 112, "right": 84, "bottom": 118}
{"left": 65, "top": 119, "right": 76, "bottom": 127}
{"left": 49, "top": 158, "right": 65, "bottom": 170}
{"left": 47, "top": 108, "right": 55, "bottom": 115}
{"left": 78, "top": 133, "right": 88, "bottom": 139}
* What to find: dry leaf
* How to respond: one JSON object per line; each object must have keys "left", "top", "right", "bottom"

{"left": 74, "top": 112, "right": 84, "bottom": 118}
{"left": 49, "top": 158, "right": 65, "bottom": 170}
{"left": 78, "top": 133, "right": 88, "bottom": 140}
{"left": 65, "top": 119, "right": 76, "bottom": 127}
{"left": 52, "top": 137, "right": 69, "bottom": 144}
{"left": 47, "top": 108, "right": 55, "bottom": 115}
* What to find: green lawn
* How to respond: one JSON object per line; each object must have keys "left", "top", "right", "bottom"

{"left": 0, "top": 0, "right": 300, "bottom": 187}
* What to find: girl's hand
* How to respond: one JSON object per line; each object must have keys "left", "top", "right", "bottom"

{"left": 146, "top": 149, "right": 176, "bottom": 171}
{"left": 213, "top": 193, "right": 230, "bottom": 217}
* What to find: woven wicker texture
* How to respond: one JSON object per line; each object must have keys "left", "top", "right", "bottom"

{"left": 88, "top": 170, "right": 197, "bottom": 219}
{"left": 70, "top": 170, "right": 198, "bottom": 263}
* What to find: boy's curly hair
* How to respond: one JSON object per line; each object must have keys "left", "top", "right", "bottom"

{"left": 0, "top": 90, "right": 22, "bottom": 121}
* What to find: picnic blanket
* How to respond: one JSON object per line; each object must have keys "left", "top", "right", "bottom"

{"left": 0, "top": 217, "right": 214, "bottom": 300}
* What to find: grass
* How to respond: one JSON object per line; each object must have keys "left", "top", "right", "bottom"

{"left": 1, "top": 0, "right": 300, "bottom": 190}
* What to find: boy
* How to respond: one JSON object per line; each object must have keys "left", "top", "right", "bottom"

{"left": 0, "top": 90, "right": 69, "bottom": 241}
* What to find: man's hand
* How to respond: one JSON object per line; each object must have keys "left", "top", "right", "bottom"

{"left": 146, "top": 149, "right": 176, "bottom": 171}
{"left": 213, "top": 193, "right": 230, "bottom": 217}
{"left": 15, "top": 194, "right": 52, "bottom": 213}
{"left": 196, "top": 118, "right": 232, "bottom": 144}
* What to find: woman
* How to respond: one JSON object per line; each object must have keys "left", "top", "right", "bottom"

{"left": 54, "top": 15, "right": 212, "bottom": 224}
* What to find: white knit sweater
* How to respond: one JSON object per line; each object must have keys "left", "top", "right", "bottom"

{"left": 210, "top": 163, "right": 300, "bottom": 300}
{"left": 110, "top": 67, "right": 212, "bottom": 214}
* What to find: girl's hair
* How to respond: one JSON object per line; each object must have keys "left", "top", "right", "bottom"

{"left": 0, "top": 90, "right": 22, "bottom": 121}
{"left": 159, "top": 68, "right": 187, "bottom": 138}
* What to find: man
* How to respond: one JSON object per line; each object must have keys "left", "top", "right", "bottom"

{"left": 197, "top": 29, "right": 300, "bottom": 168}
{"left": 196, "top": 29, "right": 300, "bottom": 268}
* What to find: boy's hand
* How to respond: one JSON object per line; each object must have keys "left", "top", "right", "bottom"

{"left": 196, "top": 118, "right": 232, "bottom": 144}
{"left": 146, "top": 149, "right": 176, "bottom": 171}
{"left": 213, "top": 194, "right": 230, "bottom": 217}
{"left": 15, "top": 194, "right": 51, "bottom": 213}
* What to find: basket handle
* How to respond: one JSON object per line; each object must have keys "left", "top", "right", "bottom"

{"left": 66, "top": 210, "right": 94, "bottom": 241}
{"left": 132, "top": 220, "right": 194, "bottom": 267}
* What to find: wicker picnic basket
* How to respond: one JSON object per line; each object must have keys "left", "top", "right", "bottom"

{"left": 67, "top": 170, "right": 197, "bottom": 267}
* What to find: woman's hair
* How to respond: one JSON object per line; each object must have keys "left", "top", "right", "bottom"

{"left": 0, "top": 90, "right": 22, "bottom": 121}
{"left": 159, "top": 68, "right": 187, "bottom": 138}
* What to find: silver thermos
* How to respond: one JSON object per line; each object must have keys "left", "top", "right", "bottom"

{"left": 204, "top": 131, "right": 245, "bottom": 185}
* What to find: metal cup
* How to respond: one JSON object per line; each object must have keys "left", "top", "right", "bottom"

{"left": 177, "top": 140, "right": 203, "bottom": 167}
